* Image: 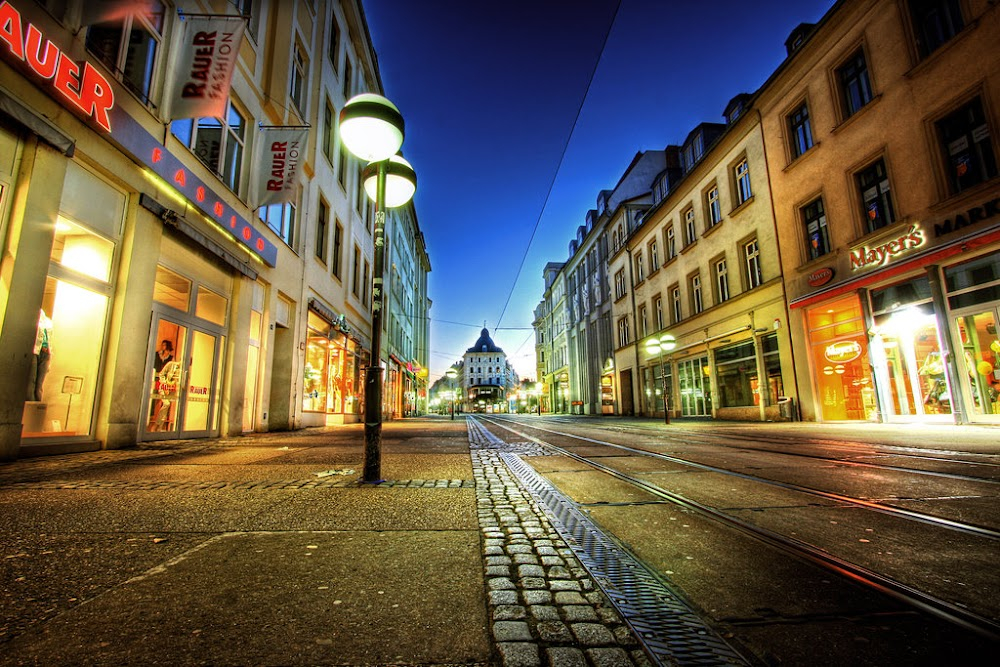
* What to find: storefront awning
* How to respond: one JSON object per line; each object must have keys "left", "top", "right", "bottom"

{"left": 0, "top": 84, "right": 75, "bottom": 156}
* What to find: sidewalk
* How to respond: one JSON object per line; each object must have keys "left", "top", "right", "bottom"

{"left": 0, "top": 417, "right": 653, "bottom": 667}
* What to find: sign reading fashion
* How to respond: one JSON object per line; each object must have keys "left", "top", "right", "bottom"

{"left": 0, "top": 1, "right": 115, "bottom": 132}
{"left": 166, "top": 13, "right": 246, "bottom": 120}
{"left": 255, "top": 126, "right": 308, "bottom": 207}
{"left": 850, "top": 225, "right": 925, "bottom": 271}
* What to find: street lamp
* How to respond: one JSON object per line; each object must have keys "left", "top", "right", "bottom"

{"left": 445, "top": 368, "right": 457, "bottom": 420}
{"left": 339, "top": 94, "right": 416, "bottom": 483}
{"left": 645, "top": 334, "right": 676, "bottom": 424}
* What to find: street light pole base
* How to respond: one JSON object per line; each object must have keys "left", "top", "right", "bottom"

{"left": 363, "top": 420, "right": 382, "bottom": 483}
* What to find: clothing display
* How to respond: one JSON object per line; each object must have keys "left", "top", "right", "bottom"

{"left": 26, "top": 311, "right": 52, "bottom": 402}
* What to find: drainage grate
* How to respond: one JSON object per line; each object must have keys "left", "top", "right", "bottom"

{"left": 503, "top": 452, "right": 749, "bottom": 666}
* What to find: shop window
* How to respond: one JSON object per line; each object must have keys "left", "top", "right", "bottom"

{"left": 715, "top": 336, "right": 782, "bottom": 408}
{"left": 936, "top": 97, "right": 997, "bottom": 195}
{"left": 195, "top": 287, "right": 227, "bottom": 326}
{"left": 909, "top": 0, "right": 964, "bottom": 58}
{"left": 946, "top": 252, "right": 1000, "bottom": 309}
{"left": 802, "top": 198, "right": 831, "bottom": 260}
{"left": 24, "top": 163, "right": 123, "bottom": 440}
{"left": 85, "top": 0, "right": 164, "bottom": 103}
{"left": 807, "top": 295, "right": 876, "bottom": 420}
{"left": 153, "top": 265, "right": 192, "bottom": 310}
{"left": 303, "top": 313, "right": 330, "bottom": 412}
{"left": 857, "top": 158, "right": 895, "bottom": 234}
{"left": 171, "top": 101, "right": 247, "bottom": 194}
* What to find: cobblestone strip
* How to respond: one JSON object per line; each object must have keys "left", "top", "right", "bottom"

{"left": 469, "top": 419, "right": 652, "bottom": 667}
{"left": 2, "top": 478, "right": 474, "bottom": 491}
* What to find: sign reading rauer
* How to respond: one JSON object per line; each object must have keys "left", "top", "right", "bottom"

{"left": 166, "top": 13, "right": 246, "bottom": 120}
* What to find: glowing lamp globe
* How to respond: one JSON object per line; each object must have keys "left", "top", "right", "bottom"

{"left": 363, "top": 154, "right": 417, "bottom": 208}
{"left": 338, "top": 94, "right": 405, "bottom": 162}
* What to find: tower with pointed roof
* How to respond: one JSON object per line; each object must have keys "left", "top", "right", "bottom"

{"left": 462, "top": 328, "right": 517, "bottom": 412}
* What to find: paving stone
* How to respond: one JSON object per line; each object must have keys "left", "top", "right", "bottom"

{"left": 523, "top": 590, "right": 552, "bottom": 605}
{"left": 540, "top": 555, "right": 565, "bottom": 566}
{"left": 613, "top": 625, "right": 639, "bottom": 646}
{"left": 554, "top": 591, "right": 588, "bottom": 605}
{"left": 507, "top": 544, "right": 533, "bottom": 555}
{"left": 520, "top": 576, "right": 547, "bottom": 590}
{"left": 497, "top": 642, "right": 541, "bottom": 667}
{"left": 517, "top": 564, "right": 546, "bottom": 578}
{"left": 486, "top": 565, "right": 511, "bottom": 576}
{"left": 487, "top": 555, "right": 513, "bottom": 566}
{"left": 547, "top": 565, "right": 572, "bottom": 579}
{"left": 489, "top": 590, "right": 518, "bottom": 606}
{"left": 493, "top": 620, "right": 534, "bottom": 643}
{"left": 537, "top": 620, "right": 574, "bottom": 643}
{"left": 546, "top": 647, "right": 587, "bottom": 667}
{"left": 570, "top": 623, "right": 616, "bottom": 646}
{"left": 561, "top": 605, "right": 598, "bottom": 622}
{"left": 513, "top": 553, "right": 540, "bottom": 565}
{"left": 529, "top": 604, "right": 560, "bottom": 621}
{"left": 630, "top": 648, "right": 655, "bottom": 667}
{"left": 585, "top": 647, "right": 633, "bottom": 667}
{"left": 493, "top": 605, "right": 527, "bottom": 621}
{"left": 549, "top": 579, "right": 581, "bottom": 592}
{"left": 489, "top": 577, "right": 516, "bottom": 591}
{"left": 597, "top": 607, "right": 622, "bottom": 624}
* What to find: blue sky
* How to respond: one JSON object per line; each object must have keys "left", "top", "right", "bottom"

{"left": 362, "top": 0, "right": 836, "bottom": 383}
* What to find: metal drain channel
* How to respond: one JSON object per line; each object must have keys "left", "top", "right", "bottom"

{"left": 500, "top": 452, "right": 748, "bottom": 666}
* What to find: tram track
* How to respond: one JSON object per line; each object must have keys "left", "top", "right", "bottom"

{"left": 476, "top": 415, "right": 1000, "bottom": 643}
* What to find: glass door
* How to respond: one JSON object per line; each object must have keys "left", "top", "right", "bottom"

{"left": 954, "top": 309, "right": 1000, "bottom": 418}
{"left": 144, "top": 317, "right": 221, "bottom": 439}
{"left": 678, "top": 357, "right": 711, "bottom": 417}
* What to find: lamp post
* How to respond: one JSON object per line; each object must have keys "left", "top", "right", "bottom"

{"left": 446, "top": 368, "right": 457, "bottom": 420}
{"left": 339, "top": 94, "right": 416, "bottom": 483}
{"left": 645, "top": 334, "right": 676, "bottom": 424}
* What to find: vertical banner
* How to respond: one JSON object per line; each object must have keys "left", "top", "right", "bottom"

{"left": 166, "top": 14, "right": 246, "bottom": 120}
{"left": 255, "top": 126, "right": 309, "bottom": 208}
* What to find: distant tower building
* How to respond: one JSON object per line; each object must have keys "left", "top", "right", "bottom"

{"left": 463, "top": 329, "right": 513, "bottom": 412}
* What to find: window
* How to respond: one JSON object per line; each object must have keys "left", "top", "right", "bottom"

{"left": 171, "top": 101, "right": 246, "bottom": 193}
{"left": 323, "top": 99, "right": 335, "bottom": 163}
{"left": 337, "top": 136, "right": 348, "bottom": 189}
{"left": 614, "top": 269, "right": 627, "bottom": 300}
{"left": 634, "top": 253, "right": 645, "bottom": 283}
{"left": 343, "top": 58, "right": 353, "bottom": 97}
{"left": 352, "top": 245, "right": 361, "bottom": 297}
{"left": 649, "top": 240, "right": 659, "bottom": 272}
{"left": 936, "top": 97, "right": 997, "bottom": 195}
{"left": 291, "top": 45, "right": 307, "bottom": 112}
{"left": 617, "top": 317, "right": 631, "bottom": 349}
{"left": 706, "top": 185, "right": 722, "bottom": 226}
{"left": 655, "top": 297, "right": 663, "bottom": 331}
{"left": 857, "top": 158, "right": 895, "bottom": 233}
{"left": 639, "top": 305, "right": 648, "bottom": 339}
{"left": 735, "top": 158, "right": 752, "bottom": 205}
{"left": 744, "top": 238, "right": 763, "bottom": 290}
{"left": 715, "top": 259, "right": 730, "bottom": 303}
{"left": 684, "top": 208, "right": 696, "bottom": 245}
{"left": 671, "top": 286, "right": 682, "bottom": 324}
{"left": 788, "top": 102, "right": 814, "bottom": 159}
{"left": 328, "top": 9, "right": 341, "bottom": 70}
{"left": 802, "top": 198, "right": 830, "bottom": 260}
{"left": 231, "top": 0, "right": 260, "bottom": 36}
{"left": 85, "top": 1, "right": 164, "bottom": 102}
{"left": 909, "top": 0, "right": 964, "bottom": 58}
{"left": 838, "top": 49, "right": 873, "bottom": 117}
{"left": 332, "top": 219, "right": 343, "bottom": 279}
{"left": 259, "top": 202, "right": 295, "bottom": 245}
{"left": 356, "top": 166, "right": 366, "bottom": 215}
{"left": 691, "top": 274, "right": 704, "bottom": 314}
{"left": 362, "top": 260, "right": 370, "bottom": 307}
{"left": 666, "top": 225, "right": 676, "bottom": 259}
{"left": 315, "top": 199, "right": 329, "bottom": 263}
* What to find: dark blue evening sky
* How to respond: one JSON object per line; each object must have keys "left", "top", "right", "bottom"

{"left": 362, "top": 0, "right": 836, "bottom": 383}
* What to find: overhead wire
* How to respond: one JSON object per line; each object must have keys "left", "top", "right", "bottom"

{"left": 493, "top": 0, "right": 623, "bottom": 335}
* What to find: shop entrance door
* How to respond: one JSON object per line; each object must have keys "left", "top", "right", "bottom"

{"left": 874, "top": 308, "right": 952, "bottom": 420}
{"left": 143, "top": 316, "right": 222, "bottom": 439}
{"left": 953, "top": 308, "right": 1000, "bottom": 419}
{"left": 678, "top": 357, "right": 711, "bottom": 417}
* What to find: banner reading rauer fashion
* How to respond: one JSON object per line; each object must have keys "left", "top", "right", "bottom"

{"left": 166, "top": 13, "right": 246, "bottom": 120}
{"left": 255, "top": 126, "right": 309, "bottom": 207}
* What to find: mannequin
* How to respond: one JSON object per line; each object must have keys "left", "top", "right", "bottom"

{"left": 27, "top": 310, "right": 53, "bottom": 402}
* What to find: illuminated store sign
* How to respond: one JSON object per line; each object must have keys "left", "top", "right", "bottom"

{"left": 824, "top": 340, "right": 862, "bottom": 363}
{"left": 850, "top": 225, "right": 925, "bottom": 271}
{"left": 0, "top": 1, "right": 115, "bottom": 132}
{"left": 933, "top": 196, "right": 1000, "bottom": 238}
{"left": 0, "top": 1, "right": 277, "bottom": 267}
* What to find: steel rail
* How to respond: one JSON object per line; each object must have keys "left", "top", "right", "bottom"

{"left": 481, "top": 416, "right": 1000, "bottom": 642}
{"left": 490, "top": 416, "right": 1000, "bottom": 540}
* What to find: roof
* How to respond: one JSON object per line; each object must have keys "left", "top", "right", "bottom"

{"left": 466, "top": 328, "right": 504, "bottom": 354}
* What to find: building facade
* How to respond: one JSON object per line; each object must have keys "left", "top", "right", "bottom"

{"left": 1, "top": 0, "right": 430, "bottom": 460}
{"left": 534, "top": 262, "right": 566, "bottom": 413}
{"left": 608, "top": 100, "right": 797, "bottom": 421}
{"left": 563, "top": 151, "right": 667, "bottom": 416}
{"left": 758, "top": 0, "right": 1000, "bottom": 424}
{"left": 462, "top": 328, "right": 517, "bottom": 413}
